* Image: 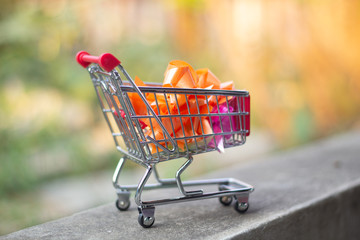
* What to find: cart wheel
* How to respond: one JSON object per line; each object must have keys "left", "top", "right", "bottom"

{"left": 115, "top": 199, "right": 130, "bottom": 211}
{"left": 219, "top": 196, "right": 233, "bottom": 206}
{"left": 138, "top": 213, "right": 155, "bottom": 228}
{"left": 234, "top": 201, "right": 249, "bottom": 213}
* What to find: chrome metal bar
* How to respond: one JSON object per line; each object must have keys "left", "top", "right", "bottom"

{"left": 147, "top": 136, "right": 172, "bottom": 152}
{"left": 146, "top": 106, "right": 161, "bottom": 160}
{"left": 153, "top": 92, "right": 169, "bottom": 151}
{"left": 112, "top": 157, "right": 127, "bottom": 189}
{"left": 174, "top": 92, "right": 190, "bottom": 152}
{"left": 130, "top": 112, "right": 249, "bottom": 119}
{"left": 134, "top": 177, "right": 254, "bottom": 207}
{"left": 135, "top": 164, "right": 153, "bottom": 206}
{"left": 185, "top": 93, "right": 199, "bottom": 151}
{"left": 175, "top": 156, "right": 203, "bottom": 196}
{"left": 120, "top": 85, "right": 249, "bottom": 96}
{"left": 225, "top": 96, "right": 236, "bottom": 144}
{"left": 140, "top": 130, "right": 248, "bottom": 143}
{"left": 118, "top": 65, "right": 178, "bottom": 154}
{"left": 205, "top": 94, "right": 217, "bottom": 151}
{"left": 141, "top": 187, "right": 252, "bottom": 207}
{"left": 163, "top": 92, "right": 180, "bottom": 157}
{"left": 118, "top": 177, "right": 253, "bottom": 191}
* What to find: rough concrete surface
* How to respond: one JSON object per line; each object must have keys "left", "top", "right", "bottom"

{"left": 2, "top": 131, "right": 360, "bottom": 240}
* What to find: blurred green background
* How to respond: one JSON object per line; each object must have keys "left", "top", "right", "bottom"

{"left": 1, "top": 0, "right": 360, "bottom": 235}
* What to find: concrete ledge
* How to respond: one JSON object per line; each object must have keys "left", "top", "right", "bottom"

{"left": 2, "top": 131, "right": 360, "bottom": 240}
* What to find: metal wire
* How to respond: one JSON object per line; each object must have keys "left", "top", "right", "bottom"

{"left": 88, "top": 65, "right": 249, "bottom": 164}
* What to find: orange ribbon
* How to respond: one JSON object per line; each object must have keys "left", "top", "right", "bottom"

{"left": 123, "top": 60, "right": 234, "bottom": 153}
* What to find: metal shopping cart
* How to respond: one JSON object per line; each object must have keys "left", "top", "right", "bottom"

{"left": 76, "top": 51, "right": 254, "bottom": 228}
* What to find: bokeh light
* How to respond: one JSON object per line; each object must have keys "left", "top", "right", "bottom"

{"left": 1, "top": 0, "right": 359, "bottom": 235}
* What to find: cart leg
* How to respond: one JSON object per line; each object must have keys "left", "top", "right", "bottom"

{"left": 175, "top": 156, "right": 203, "bottom": 196}
{"left": 113, "top": 157, "right": 131, "bottom": 211}
{"left": 135, "top": 164, "right": 156, "bottom": 228}
{"left": 134, "top": 164, "right": 153, "bottom": 206}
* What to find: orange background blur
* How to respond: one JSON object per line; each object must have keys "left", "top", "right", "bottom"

{"left": 1, "top": 0, "right": 359, "bottom": 235}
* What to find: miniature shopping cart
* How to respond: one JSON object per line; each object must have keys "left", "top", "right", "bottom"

{"left": 76, "top": 51, "right": 254, "bottom": 228}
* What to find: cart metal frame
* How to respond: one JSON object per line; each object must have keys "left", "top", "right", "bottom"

{"left": 76, "top": 51, "right": 254, "bottom": 228}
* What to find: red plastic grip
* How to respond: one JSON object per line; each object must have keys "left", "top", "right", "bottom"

{"left": 76, "top": 51, "right": 121, "bottom": 72}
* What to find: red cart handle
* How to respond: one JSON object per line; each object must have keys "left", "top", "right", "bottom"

{"left": 76, "top": 51, "right": 121, "bottom": 72}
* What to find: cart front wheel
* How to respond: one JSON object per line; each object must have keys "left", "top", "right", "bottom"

{"left": 219, "top": 196, "right": 233, "bottom": 206}
{"left": 138, "top": 213, "right": 155, "bottom": 228}
{"left": 115, "top": 199, "right": 130, "bottom": 211}
{"left": 234, "top": 201, "right": 249, "bottom": 213}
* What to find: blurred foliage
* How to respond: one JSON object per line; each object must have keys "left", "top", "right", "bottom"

{"left": 1, "top": 0, "right": 360, "bottom": 235}
{"left": 0, "top": 192, "right": 43, "bottom": 235}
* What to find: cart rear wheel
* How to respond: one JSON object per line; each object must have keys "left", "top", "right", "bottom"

{"left": 115, "top": 199, "right": 130, "bottom": 211}
{"left": 138, "top": 213, "right": 155, "bottom": 228}
{"left": 234, "top": 201, "right": 249, "bottom": 213}
{"left": 219, "top": 196, "right": 233, "bottom": 206}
